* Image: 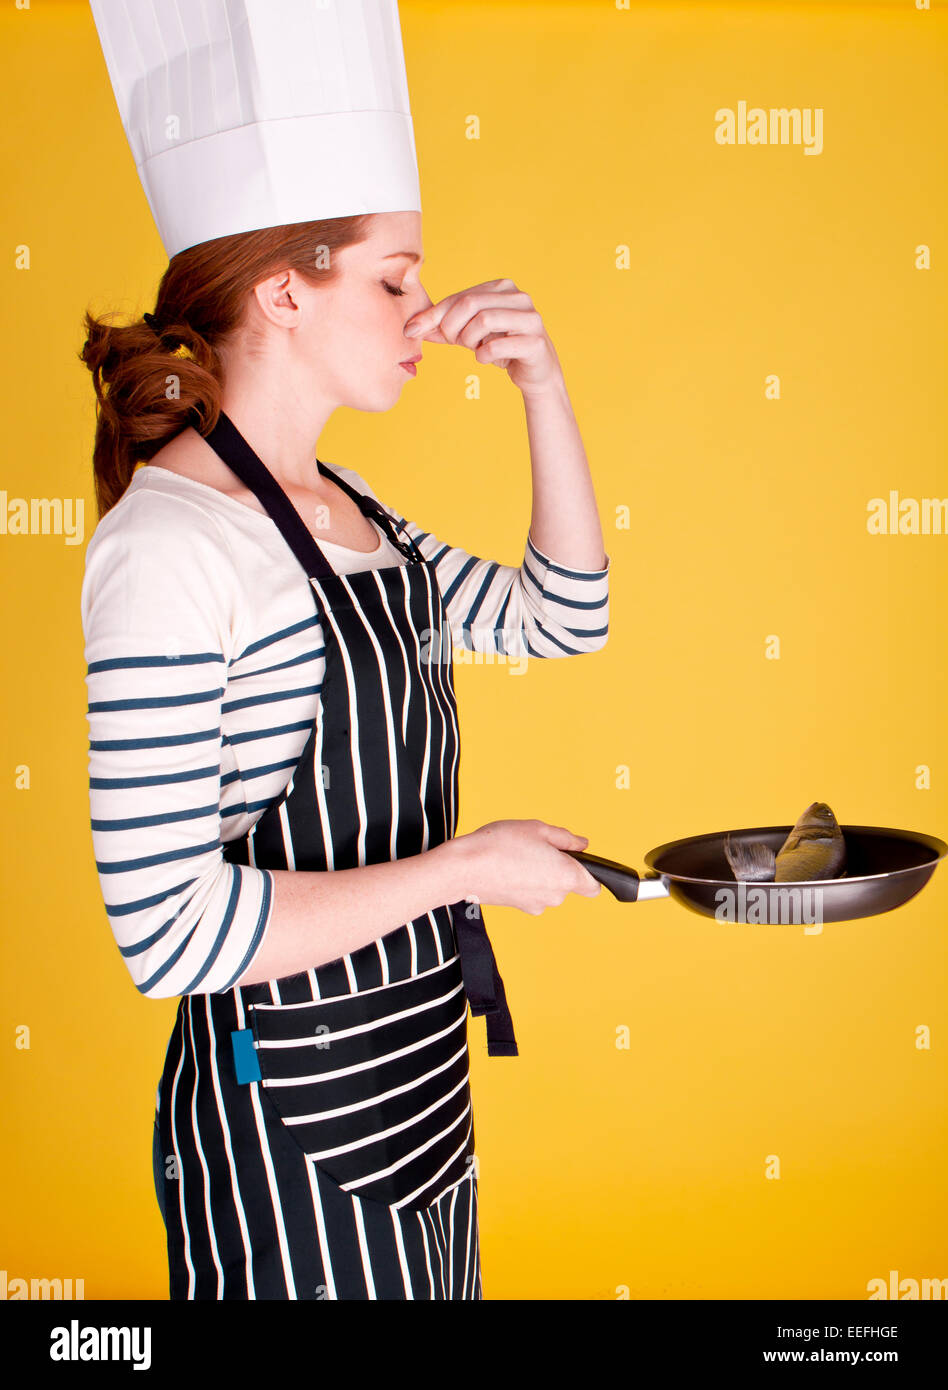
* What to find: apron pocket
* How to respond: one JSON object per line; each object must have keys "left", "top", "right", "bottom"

{"left": 249, "top": 954, "right": 475, "bottom": 1211}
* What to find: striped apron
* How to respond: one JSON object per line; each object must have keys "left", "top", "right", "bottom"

{"left": 152, "top": 412, "right": 517, "bottom": 1300}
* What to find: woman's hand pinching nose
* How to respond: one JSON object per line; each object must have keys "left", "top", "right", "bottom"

{"left": 402, "top": 279, "right": 563, "bottom": 395}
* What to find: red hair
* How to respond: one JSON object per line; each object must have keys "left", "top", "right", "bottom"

{"left": 79, "top": 215, "right": 373, "bottom": 519}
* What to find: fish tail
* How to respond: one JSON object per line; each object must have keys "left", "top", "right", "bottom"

{"left": 724, "top": 833, "right": 777, "bottom": 882}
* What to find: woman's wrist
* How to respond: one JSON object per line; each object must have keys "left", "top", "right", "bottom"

{"left": 429, "top": 833, "right": 479, "bottom": 907}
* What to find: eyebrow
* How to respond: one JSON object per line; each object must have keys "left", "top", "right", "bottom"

{"left": 382, "top": 251, "right": 424, "bottom": 264}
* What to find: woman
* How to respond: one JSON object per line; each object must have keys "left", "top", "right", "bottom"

{"left": 80, "top": 206, "right": 609, "bottom": 1299}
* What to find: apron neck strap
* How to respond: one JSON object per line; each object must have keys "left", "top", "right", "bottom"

{"left": 201, "top": 410, "right": 336, "bottom": 580}
{"left": 316, "top": 461, "right": 426, "bottom": 565}
{"left": 200, "top": 410, "right": 425, "bottom": 576}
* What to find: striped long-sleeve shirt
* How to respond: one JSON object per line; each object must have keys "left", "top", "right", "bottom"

{"left": 81, "top": 462, "right": 610, "bottom": 1000}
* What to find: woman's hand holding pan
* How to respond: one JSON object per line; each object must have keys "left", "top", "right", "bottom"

{"left": 446, "top": 819, "right": 602, "bottom": 915}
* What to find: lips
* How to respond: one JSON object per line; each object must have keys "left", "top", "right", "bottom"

{"left": 399, "top": 354, "right": 422, "bottom": 375}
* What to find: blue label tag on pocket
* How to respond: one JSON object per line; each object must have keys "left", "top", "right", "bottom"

{"left": 231, "top": 1028, "right": 262, "bottom": 1084}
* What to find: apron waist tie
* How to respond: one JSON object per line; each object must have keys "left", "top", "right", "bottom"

{"left": 450, "top": 902, "right": 519, "bottom": 1057}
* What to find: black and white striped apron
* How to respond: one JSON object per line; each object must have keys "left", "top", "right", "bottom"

{"left": 152, "top": 411, "right": 518, "bottom": 1300}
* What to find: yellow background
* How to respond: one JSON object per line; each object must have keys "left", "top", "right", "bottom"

{"left": 1, "top": 0, "right": 945, "bottom": 1300}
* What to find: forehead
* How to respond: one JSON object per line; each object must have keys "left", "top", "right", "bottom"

{"left": 356, "top": 210, "right": 424, "bottom": 261}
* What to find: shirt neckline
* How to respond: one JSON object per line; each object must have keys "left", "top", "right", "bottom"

{"left": 136, "top": 462, "right": 386, "bottom": 556}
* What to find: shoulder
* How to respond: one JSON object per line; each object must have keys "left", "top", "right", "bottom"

{"left": 88, "top": 468, "right": 234, "bottom": 547}
{"left": 81, "top": 472, "right": 245, "bottom": 648}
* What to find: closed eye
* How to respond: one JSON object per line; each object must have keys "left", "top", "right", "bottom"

{"left": 383, "top": 281, "right": 407, "bottom": 297}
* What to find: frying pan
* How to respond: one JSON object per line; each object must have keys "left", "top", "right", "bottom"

{"left": 566, "top": 824, "right": 947, "bottom": 923}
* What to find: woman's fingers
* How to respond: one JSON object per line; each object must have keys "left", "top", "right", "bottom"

{"left": 443, "top": 292, "right": 537, "bottom": 347}
{"left": 458, "top": 306, "right": 545, "bottom": 352}
{"left": 405, "top": 282, "right": 532, "bottom": 344}
{"left": 538, "top": 822, "right": 590, "bottom": 850}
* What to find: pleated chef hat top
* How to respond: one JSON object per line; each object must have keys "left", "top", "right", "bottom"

{"left": 88, "top": 0, "right": 421, "bottom": 259}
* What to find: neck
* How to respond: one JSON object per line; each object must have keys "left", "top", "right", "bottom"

{"left": 218, "top": 354, "right": 335, "bottom": 490}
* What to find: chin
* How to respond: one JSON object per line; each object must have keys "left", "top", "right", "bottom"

{"left": 347, "top": 383, "right": 404, "bottom": 413}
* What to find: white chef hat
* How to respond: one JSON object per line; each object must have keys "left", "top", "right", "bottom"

{"left": 88, "top": 0, "right": 421, "bottom": 260}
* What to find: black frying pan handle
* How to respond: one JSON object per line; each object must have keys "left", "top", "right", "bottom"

{"left": 567, "top": 849, "right": 642, "bottom": 902}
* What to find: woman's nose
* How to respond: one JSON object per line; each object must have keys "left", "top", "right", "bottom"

{"left": 403, "top": 278, "right": 432, "bottom": 333}
{"left": 412, "top": 283, "right": 433, "bottom": 315}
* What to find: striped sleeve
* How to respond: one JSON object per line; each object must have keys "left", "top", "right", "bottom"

{"left": 368, "top": 486, "right": 610, "bottom": 658}
{"left": 80, "top": 493, "right": 273, "bottom": 1000}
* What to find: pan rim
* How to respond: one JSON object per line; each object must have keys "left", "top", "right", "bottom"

{"left": 642, "top": 823, "right": 948, "bottom": 888}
